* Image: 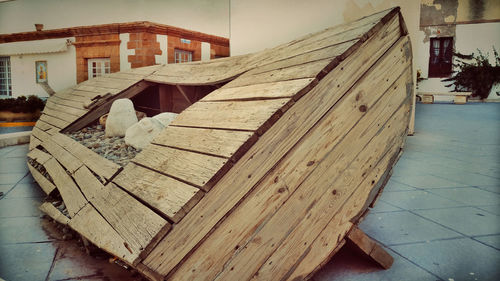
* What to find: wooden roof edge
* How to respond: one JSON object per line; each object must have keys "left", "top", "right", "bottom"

{"left": 0, "top": 21, "right": 229, "bottom": 46}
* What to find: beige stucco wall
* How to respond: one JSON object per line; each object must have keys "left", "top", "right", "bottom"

{"left": 10, "top": 39, "right": 77, "bottom": 98}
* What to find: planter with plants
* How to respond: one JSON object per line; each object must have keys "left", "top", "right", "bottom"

{"left": 443, "top": 48, "right": 500, "bottom": 99}
{"left": 0, "top": 95, "right": 46, "bottom": 122}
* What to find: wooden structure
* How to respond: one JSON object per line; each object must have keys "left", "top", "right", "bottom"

{"left": 29, "top": 7, "right": 413, "bottom": 281}
{"left": 417, "top": 91, "right": 472, "bottom": 104}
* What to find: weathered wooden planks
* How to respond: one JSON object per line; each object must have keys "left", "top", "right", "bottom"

{"left": 69, "top": 204, "right": 139, "bottom": 264}
{"left": 43, "top": 158, "right": 86, "bottom": 217}
{"left": 170, "top": 98, "right": 291, "bottom": 132}
{"left": 167, "top": 45, "right": 412, "bottom": 281}
{"left": 50, "top": 132, "right": 120, "bottom": 180}
{"left": 142, "top": 11, "right": 402, "bottom": 277}
{"left": 201, "top": 78, "right": 316, "bottom": 102}
{"left": 27, "top": 148, "right": 52, "bottom": 165}
{"left": 133, "top": 145, "right": 228, "bottom": 191}
{"left": 39, "top": 202, "right": 70, "bottom": 225}
{"left": 113, "top": 163, "right": 204, "bottom": 223}
{"left": 152, "top": 126, "right": 256, "bottom": 159}
{"left": 27, "top": 163, "right": 55, "bottom": 195}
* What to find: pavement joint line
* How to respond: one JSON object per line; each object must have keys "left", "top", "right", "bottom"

{"left": 0, "top": 171, "right": 29, "bottom": 200}
{"left": 406, "top": 209, "right": 480, "bottom": 239}
{"left": 385, "top": 236, "right": 467, "bottom": 247}
{"left": 470, "top": 237, "right": 500, "bottom": 251}
{"left": 377, "top": 200, "right": 497, "bottom": 212}
{"left": 429, "top": 172, "right": 500, "bottom": 187}
{"left": 361, "top": 229, "right": 445, "bottom": 281}
{"left": 0, "top": 240, "right": 54, "bottom": 246}
{"left": 44, "top": 245, "right": 60, "bottom": 281}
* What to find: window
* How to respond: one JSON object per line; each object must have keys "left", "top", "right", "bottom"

{"left": 0, "top": 57, "right": 12, "bottom": 96}
{"left": 88, "top": 58, "right": 110, "bottom": 79}
{"left": 175, "top": 49, "right": 192, "bottom": 63}
{"left": 429, "top": 37, "right": 453, "bottom": 78}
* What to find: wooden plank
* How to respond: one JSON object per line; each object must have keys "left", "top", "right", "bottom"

{"left": 133, "top": 145, "right": 228, "bottom": 191}
{"left": 27, "top": 148, "right": 51, "bottom": 165}
{"left": 152, "top": 126, "right": 256, "bottom": 159}
{"left": 286, "top": 140, "right": 402, "bottom": 281}
{"left": 72, "top": 165, "right": 171, "bottom": 265}
{"left": 250, "top": 40, "right": 355, "bottom": 76}
{"left": 141, "top": 12, "right": 402, "bottom": 276}
{"left": 212, "top": 100, "right": 409, "bottom": 281}
{"left": 45, "top": 100, "right": 87, "bottom": 117}
{"left": 39, "top": 202, "right": 70, "bottom": 225}
{"left": 29, "top": 135, "right": 42, "bottom": 150}
{"left": 50, "top": 132, "right": 120, "bottom": 180}
{"left": 68, "top": 204, "right": 138, "bottom": 264}
{"left": 224, "top": 58, "right": 332, "bottom": 89}
{"left": 38, "top": 114, "right": 68, "bottom": 129}
{"left": 31, "top": 127, "right": 51, "bottom": 142}
{"left": 43, "top": 158, "right": 87, "bottom": 217}
{"left": 27, "top": 163, "right": 56, "bottom": 195}
{"left": 346, "top": 226, "right": 394, "bottom": 269}
{"left": 62, "top": 80, "right": 153, "bottom": 133}
{"left": 170, "top": 98, "right": 291, "bottom": 132}
{"left": 35, "top": 119, "right": 57, "bottom": 132}
{"left": 42, "top": 107, "right": 79, "bottom": 124}
{"left": 113, "top": 163, "right": 205, "bottom": 223}
{"left": 169, "top": 58, "right": 411, "bottom": 281}
{"left": 50, "top": 95, "right": 88, "bottom": 108}
{"left": 41, "top": 138, "right": 83, "bottom": 174}
{"left": 201, "top": 78, "right": 316, "bottom": 102}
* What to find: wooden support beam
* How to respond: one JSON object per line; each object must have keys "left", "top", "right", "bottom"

{"left": 176, "top": 85, "right": 193, "bottom": 105}
{"left": 346, "top": 226, "right": 394, "bottom": 269}
{"left": 158, "top": 84, "right": 173, "bottom": 112}
{"left": 62, "top": 80, "right": 154, "bottom": 133}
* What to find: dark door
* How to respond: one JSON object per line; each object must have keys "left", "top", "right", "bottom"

{"left": 428, "top": 37, "right": 453, "bottom": 78}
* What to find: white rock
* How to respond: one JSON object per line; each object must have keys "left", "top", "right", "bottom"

{"left": 153, "top": 112, "right": 178, "bottom": 127}
{"left": 125, "top": 117, "right": 165, "bottom": 150}
{"left": 105, "top": 99, "right": 138, "bottom": 137}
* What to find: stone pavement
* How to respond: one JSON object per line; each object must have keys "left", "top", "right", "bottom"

{"left": 0, "top": 103, "right": 498, "bottom": 281}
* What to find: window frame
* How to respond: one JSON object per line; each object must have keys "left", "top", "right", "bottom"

{"left": 428, "top": 37, "right": 454, "bottom": 78}
{"left": 87, "top": 58, "right": 111, "bottom": 80}
{"left": 0, "top": 56, "right": 12, "bottom": 96}
{"left": 174, "top": 49, "right": 193, "bottom": 64}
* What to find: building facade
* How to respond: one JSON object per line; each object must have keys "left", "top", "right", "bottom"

{"left": 415, "top": 0, "right": 500, "bottom": 95}
{"left": 0, "top": 22, "right": 229, "bottom": 98}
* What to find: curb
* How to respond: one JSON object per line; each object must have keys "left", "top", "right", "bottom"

{"left": 0, "top": 131, "right": 31, "bottom": 148}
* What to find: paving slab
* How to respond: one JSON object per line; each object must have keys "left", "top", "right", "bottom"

{"left": 0, "top": 156, "right": 29, "bottom": 174}
{"left": 382, "top": 178, "right": 416, "bottom": 192}
{"left": 476, "top": 205, "right": 500, "bottom": 216}
{"left": 313, "top": 243, "right": 439, "bottom": 281}
{"left": 391, "top": 174, "right": 466, "bottom": 189}
{"left": 0, "top": 217, "right": 52, "bottom": 244}
{"left": 359, "top": 211, "right": 461, "bottom": 246}
{"left": 370, "top": 201, "right": 402, "bottom": 213}
{"left": 415, "top": 207, "right": 500, "bottom": 236}
{"left": 380, "top": 190, "right": 465, "bottom": 210}
{"left": 391, "top": 238, "right": 500, "bottom": 281}
{"left": 0, "top": 242, "right": 57, "bottom": 281}
{"left": 6, "top": 182, "right": 46, "bottom": 198}
{"left": 3, "top": 143, "right": 29, "bottom": 158}
{"left": 473, "top": 234, "right": 500, "bottom": 250}
{"left": 476, "top": 184, "right": 500, "bottom": 194}
{"left": 428, "top": 187, "right": 500, "bottom": 206}
{"left": 0, "top": 172, "right": 27, "bottom": 185}
{"left": 0, "top": 197, "right": 44, "bottom": 218}
{"left": 431, "top": 171, "right": 500, "bottom": 187}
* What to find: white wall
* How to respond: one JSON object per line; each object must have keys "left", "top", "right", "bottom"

{"left": 119, "top": 33, "right": 133, "bottom": 71}
{"left": 0, "top": 0, "right": 230, "bottom": 38}
{"left": 156, "top": 35, "right": 167, "bottom": 65}
{"left": 416, "top": 22, "right": 500, "bottom": 93}
{"left": 10, "top": 42, "right": 76, "bottom": 98}
{"left": 230, "top": 0, "right": 420, "bottom": 57}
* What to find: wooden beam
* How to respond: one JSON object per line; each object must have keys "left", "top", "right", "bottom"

{"left": 62, "top": 80, "right": 154, "bottom": 133}
{"left": 158, "top": 84, "right": 173, "bottom": 112}
{"left": 176, "top": 85, "right": 193, "bottom": 105}
{"left": 346, "top": 226, "right": 394, "bottom": 269}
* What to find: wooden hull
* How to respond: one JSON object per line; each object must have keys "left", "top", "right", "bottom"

{"left": 29, "top": 7, "right": 412, "bottom": 281}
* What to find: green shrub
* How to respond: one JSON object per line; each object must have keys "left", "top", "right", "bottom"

{"left": 443, "top": 48, "right": 500, "bottom": 99}
{"left": 0, "top": 95, "right": 46, "bottom": 113}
